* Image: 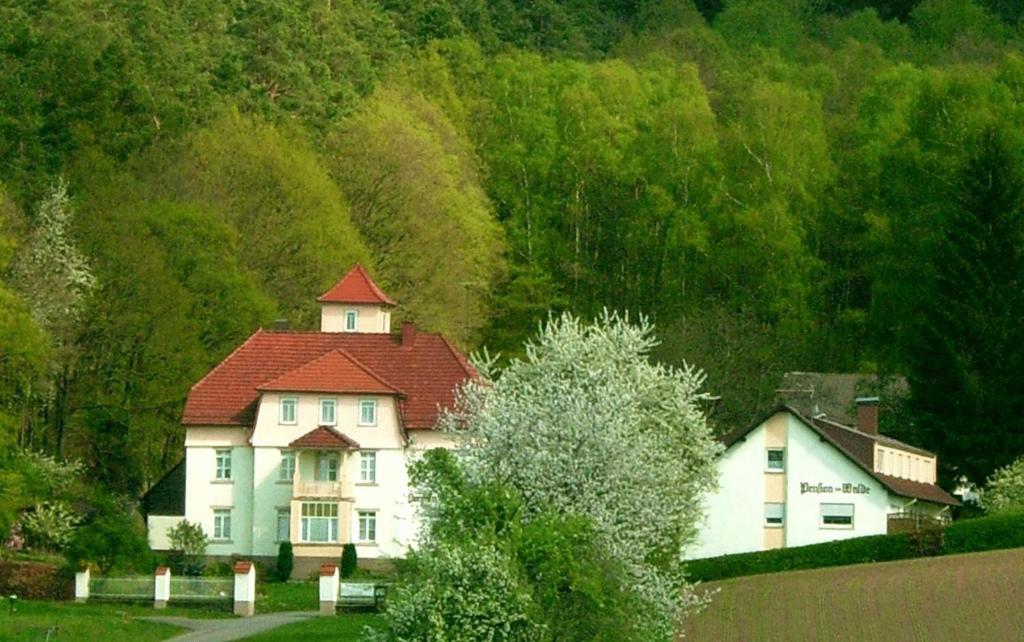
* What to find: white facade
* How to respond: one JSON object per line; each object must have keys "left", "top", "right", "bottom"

{"left": 687, "top": 409, "right": 945, "bottom": 560}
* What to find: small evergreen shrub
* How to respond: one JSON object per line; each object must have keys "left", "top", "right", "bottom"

{"left": 341, "top": 542, "right": 358, "bottom": 578}
{"left": 276, "top": 541, "right": 294, "bottom": 581}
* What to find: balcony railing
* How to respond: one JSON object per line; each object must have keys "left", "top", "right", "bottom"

{"left": 295, "top": 481, "right": 345, "bottom": 498}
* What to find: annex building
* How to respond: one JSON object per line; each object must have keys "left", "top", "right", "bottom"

{"left": 144, "top": 265, "right": 473, "bottom": 574}
{"left": 688, "top": 399, "right": 959, "bottom": 559}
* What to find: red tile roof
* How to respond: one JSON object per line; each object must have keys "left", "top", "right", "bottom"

{"left": 317, "top": 264, "right": 396, "bottom": 305}
{"left": 258, "top": 348, "right": 402, "bottom": 396}
{"left": 722, "top": 406, "right": 960, "bottom": 506}
{"left": 182, "top": 329, "right": 475, "bottom": 429}
{"left": 289, "top": 426, "right": 361, "bottom": 450}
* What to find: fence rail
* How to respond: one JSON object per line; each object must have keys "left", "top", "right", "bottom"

{"left": 169, "top": 576, "right": 234, "bottom": 602}
{"left": 88, "top": 576, "right": 153, "bottom": 601}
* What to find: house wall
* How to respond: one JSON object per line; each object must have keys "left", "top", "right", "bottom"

{"left": 784, "top": 417, "right": 889, "bottom": 548}
{"left": 147, "top": 515, "right": 184, "bottom": 550}
{"left": 687, "top": 411, "right": 896, "bottom": 560}
{"left": 183, "top": 439, "right": 255, "bottom": 557}
{"left": 319, "top": 303, "right": 390, "bottom": 333}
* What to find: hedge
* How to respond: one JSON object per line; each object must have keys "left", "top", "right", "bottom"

{"left": 0, "top": 561, "right": 73, "bottom": 600}
{"left": 686, "top": 511, "right": 1024, "bottom": 583}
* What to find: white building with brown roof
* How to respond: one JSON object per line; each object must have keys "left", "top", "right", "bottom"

{"left": 687, "top": 399, "right": 959, "bottom": 560}
{"left": 145, "top": 265, "right": 474, "bottom": 574}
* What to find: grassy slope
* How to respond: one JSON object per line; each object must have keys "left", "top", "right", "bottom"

{"left": 681, "top": 547, "right": 1024, "bottom": 641}
{"left": 0, "top": 601, "right": 186, "bottom": 641}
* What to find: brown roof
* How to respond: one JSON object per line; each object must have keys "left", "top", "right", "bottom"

{"left": 289, "top": 426, "right": 361, "bottom": 450}
{"left": 317, "top": 264, "right": 396, "bottom": 305}
{"left": 722, "top": 406, "right": 959, "bottom": 506}
{"left": 259, "top": 348, "right": 403, "bottom": 396}
{"left": 182, "top": 329, "right": 475, "bottom": 429}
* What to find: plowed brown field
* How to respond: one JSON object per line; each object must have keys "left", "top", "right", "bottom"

{"left": 682, "top": 547, "right": 1024, "bottom": 641}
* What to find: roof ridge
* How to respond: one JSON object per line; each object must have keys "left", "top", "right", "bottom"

{"left": 257, "top": 347, "right": 404, "bottom": 395}
{"left": 317, "top": 264, "right": 396, "bottom": 305}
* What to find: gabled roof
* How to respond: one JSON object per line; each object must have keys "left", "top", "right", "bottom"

{"left": 259, "top": 348, "right": 403, "bottom": 396}
{"left": 289, "top": 426, "right": 361, "bottom": 450}
{"left": 722, "top": 406, "right": 959, "bottom": 506}
{"left": 317, "top": 264, "right": 396, "bottom": 305}
{"left": 182, "top": 329, "right": 475, "bottom": 429}
{"left": 142, "top": 460, "right": 185, "bottom": 517}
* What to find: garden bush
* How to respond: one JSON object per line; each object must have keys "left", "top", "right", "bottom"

{"left": 276, "top": 541, "right": 294, "bottom": 581}
{"left": 341, "top": 543, "right": 358, "bottom": 578}
{"left": 686, "top": 511, "right": 1024, "bottom": 583}
{"left": 65, "top": 494, "right": 151, "bottom": 574}
{"left": 0, "top": 560, "right": 73, "bottom": 600}
{"left": 943, "top": 510, "right": 1024, "bottom": 554}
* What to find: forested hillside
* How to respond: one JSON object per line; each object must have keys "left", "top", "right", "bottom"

{"left": 2, "top": 0, "right": 1023, "bottom": 496}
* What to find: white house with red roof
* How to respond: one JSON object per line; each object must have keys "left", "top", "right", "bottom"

{"left": 144, "top": 265, "right": 474, "bottom": 574}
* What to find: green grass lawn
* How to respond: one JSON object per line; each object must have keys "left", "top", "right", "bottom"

{"left": 681, "top": 547, "right": 1024, "bottom": 641}
{"left": 241, "top": 613, "right": 383, "bottom": 641}
{"left": 0, "top": 600, "right": 188, "bottom": 641}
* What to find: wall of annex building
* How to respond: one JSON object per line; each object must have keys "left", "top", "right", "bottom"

{"left": 686, "top": 422, "right": 766, "bottom": 559}
{"left": 320, "top": 303, "right": 390, "bottom": 333}
{"left": 784, "top": 415, "right": 889, "bottom": 547}
{"left": 183, "top": 430, "right": 255, "bottom": 557}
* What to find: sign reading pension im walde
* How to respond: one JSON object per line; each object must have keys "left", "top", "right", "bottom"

{"left": 799, "top": 482, "right": 871, "bottom": 495}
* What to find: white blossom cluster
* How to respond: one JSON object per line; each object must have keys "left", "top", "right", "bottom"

{"left": 982, "top": 455, "right": 1024, "bottom": 515}
{"left": 12, "top": 179, "right": 95, "bottom": 338}
{"left": 441, "top": 311, "right": 722, "bottom": 640}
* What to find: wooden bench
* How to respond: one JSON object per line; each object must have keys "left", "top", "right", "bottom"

{"left": 338, "top": 582, "right": 388, "bottom": 611}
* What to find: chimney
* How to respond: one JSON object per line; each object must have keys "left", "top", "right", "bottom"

{"left": 273, "top": 319, "right": 289, "bottom": 332}
{"left": 401, "top": 321, "right": 417, "bottom": 348}
{"left": 855, "top": 397, "right": 879, "bottom": 435}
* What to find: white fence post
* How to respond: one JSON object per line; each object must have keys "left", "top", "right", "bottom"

{"left": 154, "top": 566, "right": 171, "bottom": 609}
{"left": 319, "top": 564, "right": 339, "bottom": 615}
{"left": 74, "top": 567, "right": 90, "bottom": 603}
{"left": 233, "top": 560, "right": 256, "bottom": 617}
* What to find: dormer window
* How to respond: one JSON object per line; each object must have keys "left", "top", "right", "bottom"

{"left": 280, "top": 397, "right": 297, "bottom": 424}
{"left": 320, "top": 398, "right": 337, "bottom": 425}
{"left": 345, "top": 310, "right": 358, "bottom": 332}
{"left": 359, "top": 399, "right": 377, "bottom": 426}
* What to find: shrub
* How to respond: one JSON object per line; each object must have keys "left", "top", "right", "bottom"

{"left": 686, "top": 511, "right": 1024, "bottom": 583}
{"left": 65, "top": 495, "right": 151, "bottom": 574}
{"left": 685, "top": 533, "right": 916, "bottom": 582}
{"left": 21, "top": 502, "right": 81, "bottom": 552}
{"left": 341, "top": 542, "right": 358, "bottom": 578}
{"left": 276, "top": 541, "right": 294, "bottom": 581}
{"left": 167, "top": 520, "right": 208, "bottom": 576}
{"left": 943, "top": 510, "right": 1024, "bottom": 554}
{"left": 982, "top": 456, "right": 1024, "bottom": 515}
{"left": 370, "top": 540, "right": 541, "bottom": 642}
{"left": 0, "top": 560, "right": 73, "bottom": 600}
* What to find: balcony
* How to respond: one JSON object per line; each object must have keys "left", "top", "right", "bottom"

{"left": 295, "top": 480, "right": 346, "bottom": 498}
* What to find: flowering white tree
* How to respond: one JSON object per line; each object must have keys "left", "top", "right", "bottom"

{"left": 440, "top": 311, "right": 721, "bottom": 640}
{"left": 982, "top": 456, "right": 1024, "bottom": 515}
{"left": 11, "top": 179, "right": 95, "bottom": 454}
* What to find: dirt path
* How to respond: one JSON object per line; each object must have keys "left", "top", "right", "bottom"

{"left": 141, "top": 611, "right": 317, "bottom": 641}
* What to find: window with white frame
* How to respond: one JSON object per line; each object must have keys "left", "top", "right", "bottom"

{"left": 820, "top": 503, "right": 854, "bottom": 528}
{"left": 764, "top": 503, "right": 785, "bottom": 527}
{"left": 316, "top": 453, "right": 339, "bottom": 482}
{"left": 279, "top": 450, "right": 296, "bottom": 481}
{"left": 213, "top": 509, "right": 232, "bottom": 540}
{"left": 280, "top": 397, "right": 297, "bottom": 424}
{"left": 345, "top": 310, "right": 358, "bottom": 332}
{"left": 215, "top": 449, "right": 232, "bottom": 480}
{"left": 320, "top": 398, "right": 337, "bottom": 425}
{"left": 360, "top": 451, "right": 377, "bottom": 483}
{"left": 300, "top": 502, "right": 338, "bottom": 542}
{"left": 765, "top": 448, "right": 785, "bottom": 472}
{"left": 877, "top": 449, "right": 886, "bottom": 473}
{"left": 359, "top": 399, "right": 377, "bottom": 426}
{"left": 357, "top": 510, "right": 377, "bottom": 542}
{"left": 276, "top": 508, "right": 291, "bottom": 542}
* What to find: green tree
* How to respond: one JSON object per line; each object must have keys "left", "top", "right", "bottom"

{"left": 326, "top": 86, "right": 505, "bottom": 347}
